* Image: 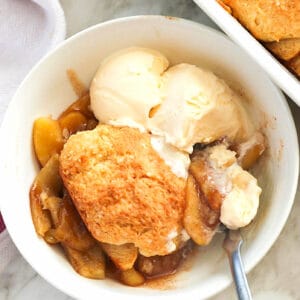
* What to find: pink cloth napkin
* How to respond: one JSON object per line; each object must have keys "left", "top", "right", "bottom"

{"left": 0, "top": 0, "right": 66, "bottom": 273}
{"left": 0, "top": 214, "right": 5, "bottom": 233}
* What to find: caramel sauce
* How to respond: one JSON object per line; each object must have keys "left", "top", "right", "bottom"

{"left": 144, "top": 243, "right": 198, "bottom": 290}
{"left": 104, "top": 241, "right": 196, "bottom": 290}
{"left": 66, "top": 69, "right": 88, "bottom": 98}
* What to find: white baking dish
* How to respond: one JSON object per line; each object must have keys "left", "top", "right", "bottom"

{"left": 194, "top": 0, "right": 300, "bottom": 106}
{"left": 0, "top": 16, "right": 298, "bottom": 300}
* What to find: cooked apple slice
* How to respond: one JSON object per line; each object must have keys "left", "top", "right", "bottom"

{"left": 30, "top": 196, "right": 52, "bottom": 237}
{"left": 43, "top": 229, "right": 60, "bottom": 244}
{"left": 137, "top": 242, "right": 192, "bottom": 278}
{"left": 189, "top": 157, "right": 224, "bottom": 211}
{"left": 86, "top": 119, "right": 98, "bottom": 130}
{"left": 30, "top": 154, "right": 62, "bottom": 199}
{"left": 235, "top": 132, "right": 265, "bottom": 170}
{"left": 33, "top": 117, "right": 64, "bottom": 166}
{"left": 101, "top": 243, "right": 138, "bottom": 271}
{"left": 50, "top": 192, "right": 95, "bottom": 251}
{"left": 183, "top": 174, "right": 220, "bottom": 246}
{"left": 64, "top": 244, "right": 105, "bottom": 279}
{"left": 59, "top": 94, "right": 94, "bottom": 119}
{"left": 43, "top": 196, "right": 62, "bottom": 226}
{"left": 30, "top": 154, "right": 62, "bottom": 236}
{"left": 58, "top": 111, "right": 88, "bottom": 137}
{"left": 120, "top": 268, "right": 145, "bottom": 286}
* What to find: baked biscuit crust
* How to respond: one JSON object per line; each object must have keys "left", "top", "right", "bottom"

{"left": 221, "top": 0, "right": 300, "bottom": 41}
{"left": 60, "top": 124, "right": 186, "bottom": 257}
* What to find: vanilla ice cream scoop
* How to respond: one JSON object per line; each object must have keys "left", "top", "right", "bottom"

{"left": 220, "top": 167, "right": 261, "bottom": 229}
{"left": 205, "top": 144, "right": 261, "bottom": 230}
{"left": 150, "top": 136, "right": 190, "bottom": 178}
{"left": 149, "top": 64, "right": 254, "bottom": 153}
{"left": 90, "top": 47, "right": 169, "bottom": 130}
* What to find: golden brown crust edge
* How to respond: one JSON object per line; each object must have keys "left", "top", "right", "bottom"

{"left": 264, "top": 38, "right": 300, "bottom": 61}
{"left": 286, "top": 54, "right": 300, "bottom": 77}
{"left": 220, "top": 0, "right": 300, "bottom": 42}
{"left": 217, "top": 0, "right": 232, "bottom": 13}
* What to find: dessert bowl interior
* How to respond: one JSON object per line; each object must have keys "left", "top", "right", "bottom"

{"left": 0, "top": 16, "right": 298, "bottom": 300}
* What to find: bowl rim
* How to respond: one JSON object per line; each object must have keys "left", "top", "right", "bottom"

{"left": 0, "top": 15, "right": 299, "bottom": 300}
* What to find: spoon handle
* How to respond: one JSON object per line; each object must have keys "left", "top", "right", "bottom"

{"left": 228, "top": 239, "right": 252, "bottom": 300}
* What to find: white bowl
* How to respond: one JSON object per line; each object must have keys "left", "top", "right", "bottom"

{"left": 0, "top": 16, "right": 298, "bottom": 300}
{"left": 194, "top": 0, "right": 300, "bottom": 106}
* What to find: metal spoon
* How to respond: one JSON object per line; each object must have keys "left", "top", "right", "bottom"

{"left": 222, "top": 228, "right": 252, "bottom": 300}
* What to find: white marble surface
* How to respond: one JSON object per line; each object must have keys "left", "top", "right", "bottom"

{"left": 0, "top": 0, "right": 299, "bottom": 299}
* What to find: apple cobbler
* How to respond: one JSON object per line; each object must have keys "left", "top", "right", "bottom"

{"left": 30, "top": 48, "right": 265, "bottom": 287}
{"left": 218, "top": 0, "right": 300, "bottom": 78}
